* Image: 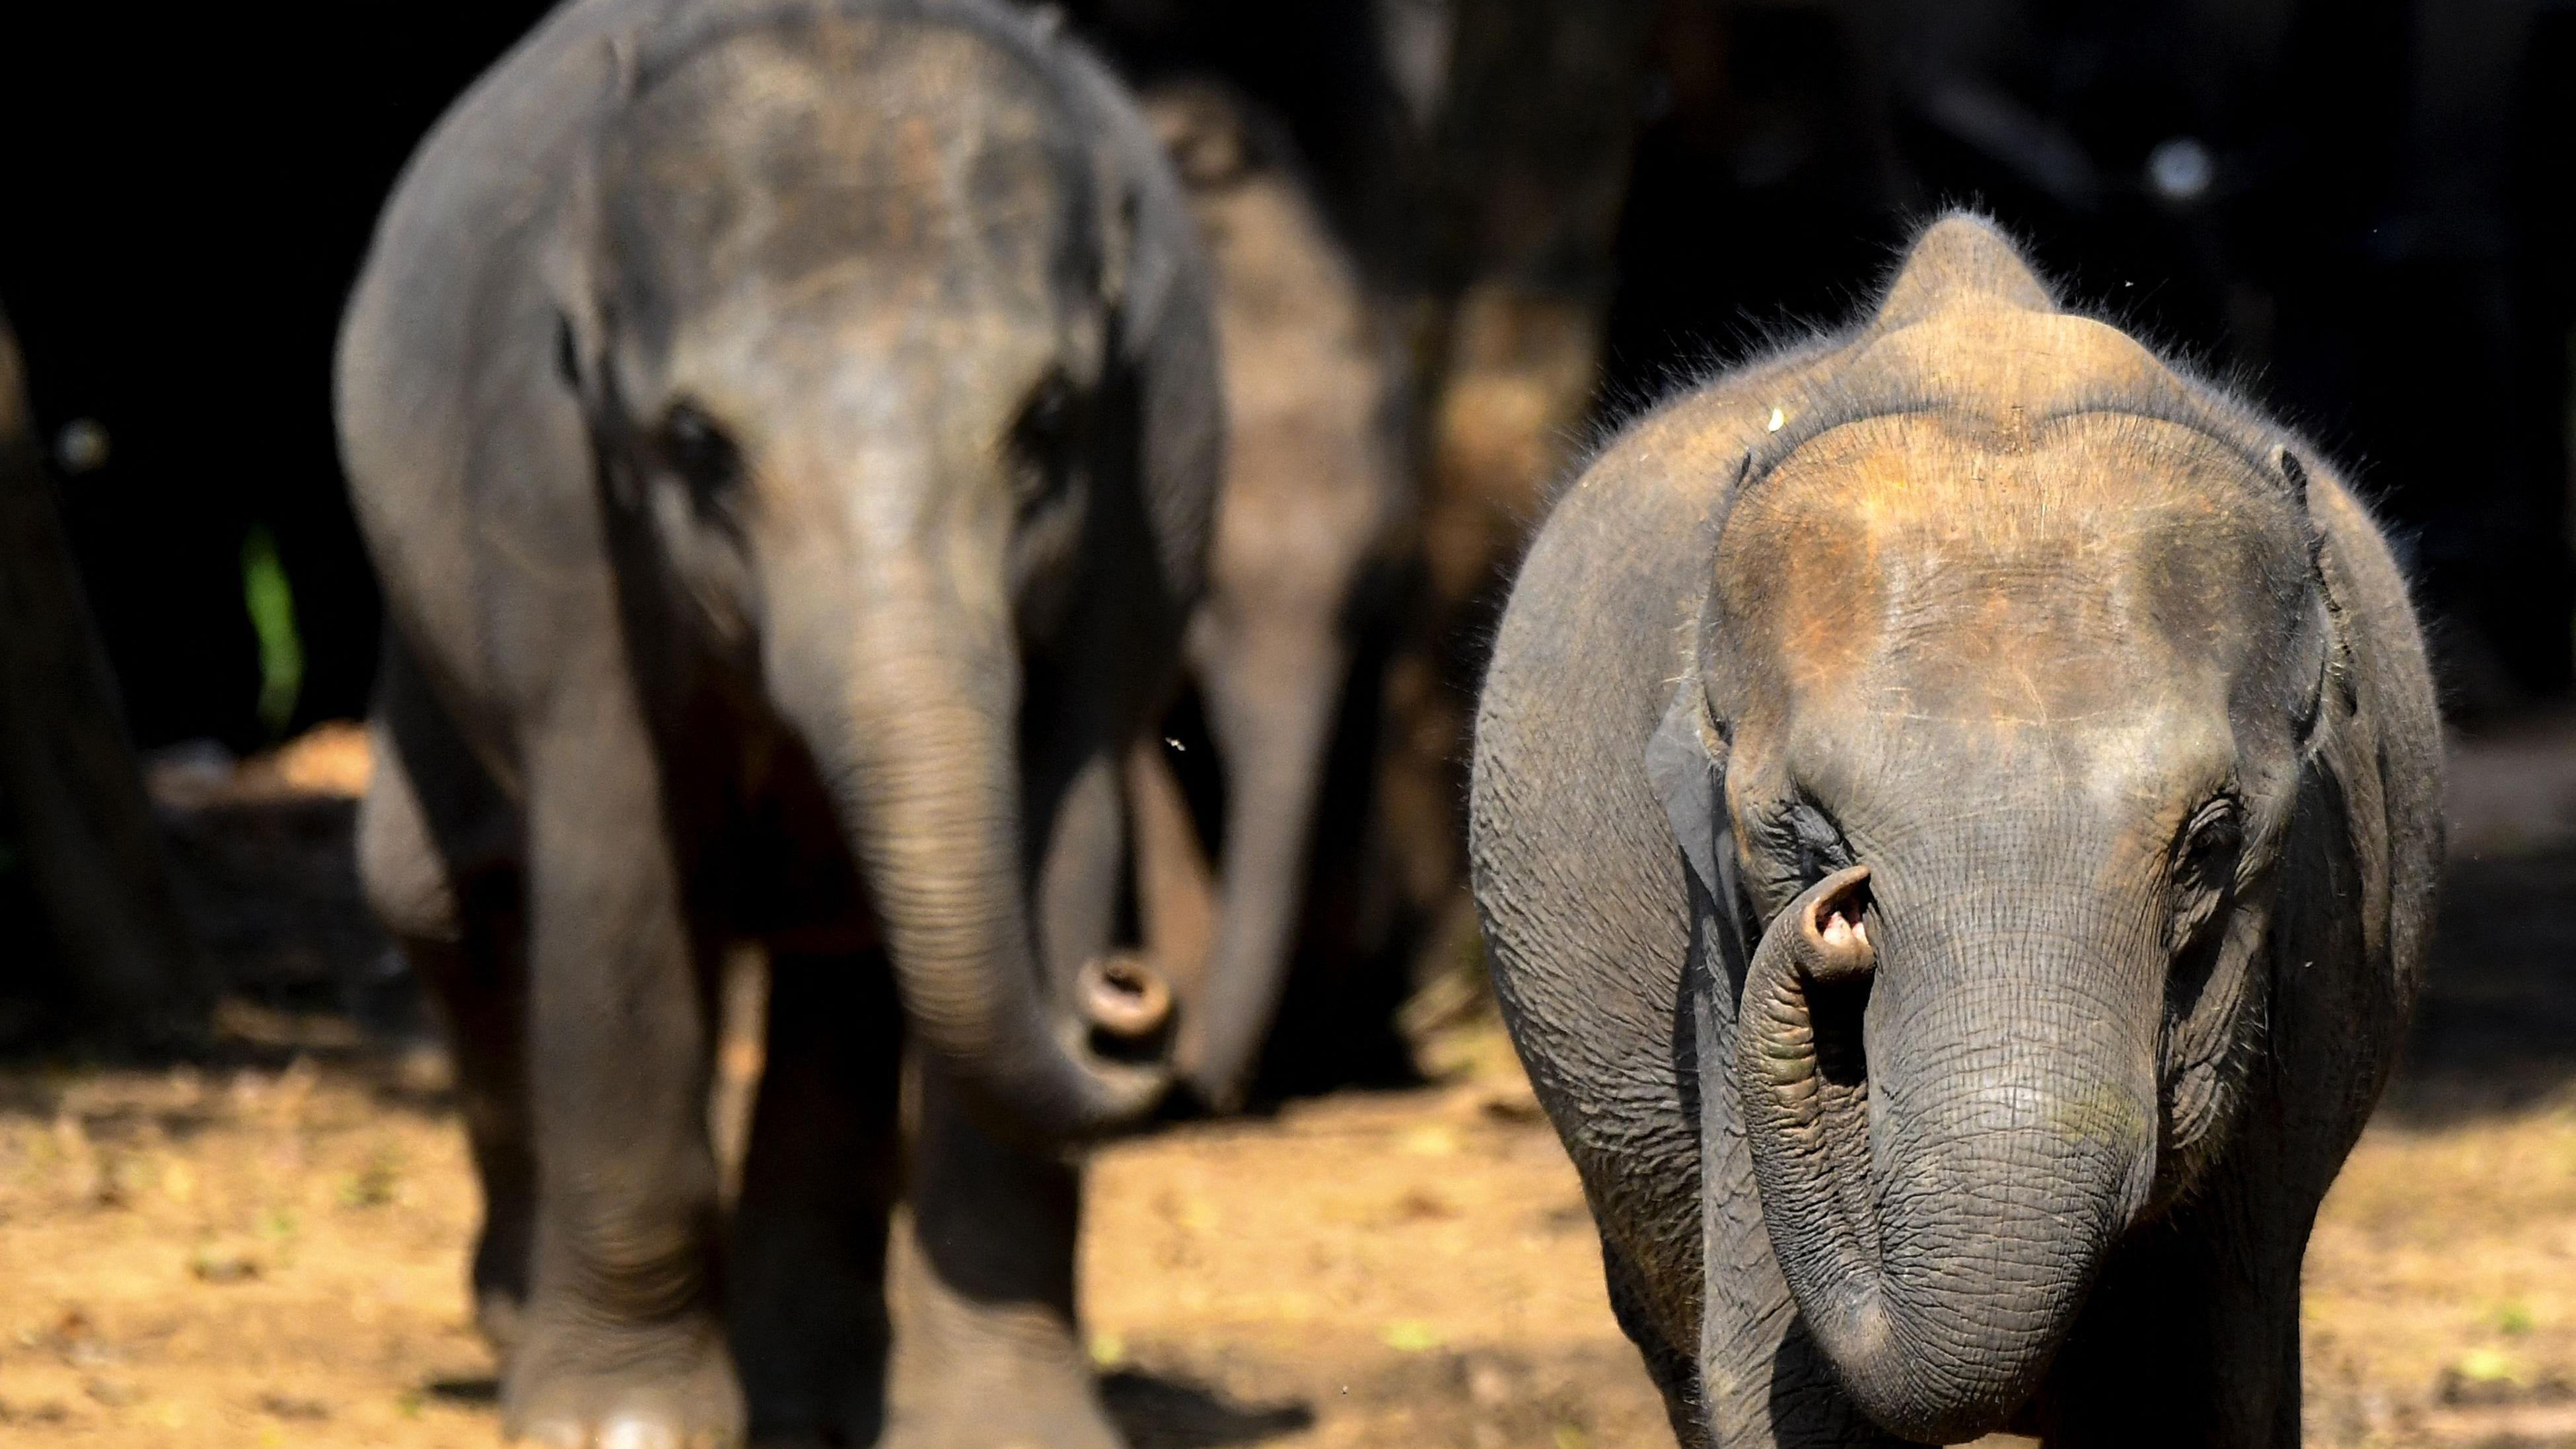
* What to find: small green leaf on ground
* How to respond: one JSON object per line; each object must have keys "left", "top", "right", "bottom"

{"left": 2455, "top": 1347, "right": 2521, "bottom": 1383}
{"left": 1381, "top": 1319, "right": 1440, "bottom": 1352}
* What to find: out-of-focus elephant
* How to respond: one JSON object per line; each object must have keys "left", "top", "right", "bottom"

{"left": 1043, "top": 0, "right": 1668, "bottom": 1053}
{"left": 336, "top": 1, "right": 1218, "bottom": 1444}
{"left": 1116, "top": 80, "right": 1411, "bottom": 1110}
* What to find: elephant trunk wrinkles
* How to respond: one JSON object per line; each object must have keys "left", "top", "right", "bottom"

{"left": 779, "top": 583, "right": 1163, "bottom": 1144}
{"left": 1186, "top": 642, "right": 1346, "bottom": 1109}
{"left": 1735, "top": 863, "right": 2157, "bottom": 1444}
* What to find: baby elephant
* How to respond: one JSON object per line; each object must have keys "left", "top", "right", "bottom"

{"left": 1469, "top": 215, "right": 2439, "bottom": 1446}
{"left": 338, "top": 1, "right": 1215, "bottom": 1445}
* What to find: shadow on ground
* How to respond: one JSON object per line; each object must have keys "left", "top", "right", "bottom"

{"left": 402, "top": 1370, "right": 1315, "bottom": 1448}
{"left": 1102, "top": 1371, "right": 1314, "bottom": 1448}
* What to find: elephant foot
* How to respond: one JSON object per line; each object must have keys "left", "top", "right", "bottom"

{"left": 882, "top": 1230, "right": 1121, "bottom": 1449}
{"left": 477, "top": 1284, "right": 528, "bottom": 1354}
{"left": 887, "top": 1068, "right": 1116, "bottom": 1449}
{"left": 504, "top": 1311, "right": 746, "bottom": 1449}
{"left": 470, "top": 1204, "right": 535, "bottom": 1351}
{"left": 881, "top": 1358, "right": 1123, "bottom": 1449}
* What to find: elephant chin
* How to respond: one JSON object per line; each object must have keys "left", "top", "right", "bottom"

{"left": 1732, "top": 866, "right": 2156, "bottom": 1444}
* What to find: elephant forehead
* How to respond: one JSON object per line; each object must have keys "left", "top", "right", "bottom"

{"left": 606, "top": 19, "right": 1077, "bottom": 322}
{"left": 1714, "top": 412, "right": 2296, "bottom": 733}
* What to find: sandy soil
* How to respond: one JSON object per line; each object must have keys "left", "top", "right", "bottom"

{"left": 0, "top": 725, "right": 2569, "bottom": 1448}
{"left": 1, "top": 1024, "right": 2569, "bottom": 1449}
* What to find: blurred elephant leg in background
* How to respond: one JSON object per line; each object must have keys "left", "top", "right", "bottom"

{"left": 357, "top": 639, "right": 532, "bottom": 1349}
{"left": 1185, "top": 619, "right": 1351, "bottom": 1108}
{"left": 887, "top": 742, "right": 1129, "bottom": 1449}
{"left": 729, "top": 948, "right": 904, "bottom": 1446}
{"left": 1123, "top": 736, "right": 1215, "bottom": 1009}
{"left": 1145, "top": 79, "right": 1412, "bottom": 1106}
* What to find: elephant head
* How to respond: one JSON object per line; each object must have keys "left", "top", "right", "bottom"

{"left": 1651, "top": 218, "right": 2337, "bottom": 1441}
{"left": 546, "top": 7, "right": 1217, "bottom": 1141}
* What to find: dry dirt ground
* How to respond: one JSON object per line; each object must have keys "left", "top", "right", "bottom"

{"left": 0, "top": 725, "right": 2572, "bottom": 1448}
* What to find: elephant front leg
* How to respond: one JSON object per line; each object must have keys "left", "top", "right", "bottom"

{"left": 358, "top": 649, "right": 536, "bottom": 1353}
{"left": 2022, "top": 1176, "right": 2305, "bottom": 1448}
{"left": 408, "top": 929, "right": 540, "bottom": 1350}
{"left": 883, "top": 1064, "right": 1118, "bottom": 1449}
{"left": 509, "top": 722, "right": 742, "bottom": 1449}
{"left": 884, "top": 738, "right": 1127, "bottom": 1449}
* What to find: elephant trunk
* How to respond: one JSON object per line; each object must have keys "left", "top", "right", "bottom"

{"left": 774, "top": 580, "right": 1165, "bottom": 1144}
{"left": 1735, "top": 863, "right": 2157, "bottom": 1443}
{"left": 1184, "top": 632, "right": 1348, "bottom": 1110}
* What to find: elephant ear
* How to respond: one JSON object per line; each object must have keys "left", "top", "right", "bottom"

{"left": 1645, "top": 668, "right": 1744, "bottom": 954}
{"left": 540, "top": 32, "right": 639, "bottom": 409}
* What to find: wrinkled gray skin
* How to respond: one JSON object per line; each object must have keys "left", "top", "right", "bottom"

{"left": 1123, "top": 80, "right": 1410, "bottom": 1111}
{"left": 336, "top": 1, "right": 1218, "bottom": 1444}
{"left": 1469, "top": 217, "right": 2441, "bottom": 1447}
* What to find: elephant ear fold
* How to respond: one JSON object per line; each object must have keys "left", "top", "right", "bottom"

{"left": 1645, "top": 673, "right": 1734, "bottom": 911}
{"left": 542, "top": 32, "right": 639, "bottom": 407}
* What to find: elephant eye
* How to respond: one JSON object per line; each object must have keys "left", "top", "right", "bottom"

{"left": 1764, "top": 791, "right": 1854, "bottom": 895}
{"left": 659, "top": 400, "right": 741, "bottom": 507}
{"left": 1008, "top": 369, "right": 1083, "bottom": 516}
{"left": 2173, "top": 797, "right": 2244, "bottom": 895}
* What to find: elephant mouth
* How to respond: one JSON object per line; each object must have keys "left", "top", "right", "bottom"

{"left": 1766, "top": 867, "right": 1886, "bottom": 1295}
{"left": 1801, "top": 870, "right": 1877, "bottom": 1098}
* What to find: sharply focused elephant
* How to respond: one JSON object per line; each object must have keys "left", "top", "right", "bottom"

{"left": 1469, "top": 217, "right": 2441, "bottom": 1445}
{"left": 336, "top": 1, "right": 1218, "bottom": 1444}
{"left": 1120, "top": 79, "right": 1410, "bottom": 1110}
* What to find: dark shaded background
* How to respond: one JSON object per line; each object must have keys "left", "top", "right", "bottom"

{"left": 3, "top": 0, "right": 2569, "bottom": 736}
{"left": 0, "top": 3, "right": 557, "bottom": 752}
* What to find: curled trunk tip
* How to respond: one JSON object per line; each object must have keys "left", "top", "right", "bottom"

{"left": 1734, "top": 864, "right": 2145, "bottom": 1442}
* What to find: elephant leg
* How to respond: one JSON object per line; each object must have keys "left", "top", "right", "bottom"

{"left": 883, "top": 1064, "right": 1114, "bottom": 1449}
{"left": 1183, "top": 623, "right": 1346, "bottom": 1110}
{"left": 508, "top": 695, "right": 742, "bottom": 1448}
{"left": 357, "top": 643, "right": 534, "bottom": 1351}
{"left": 729, "top": 948, "right": 904, "bottom": 1447}
{"left": 884, "top": 741, "right": 1126, "bottom": 1449}
{"left": 1123, "top": 737, "right": 1215, "bottom": 1005}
